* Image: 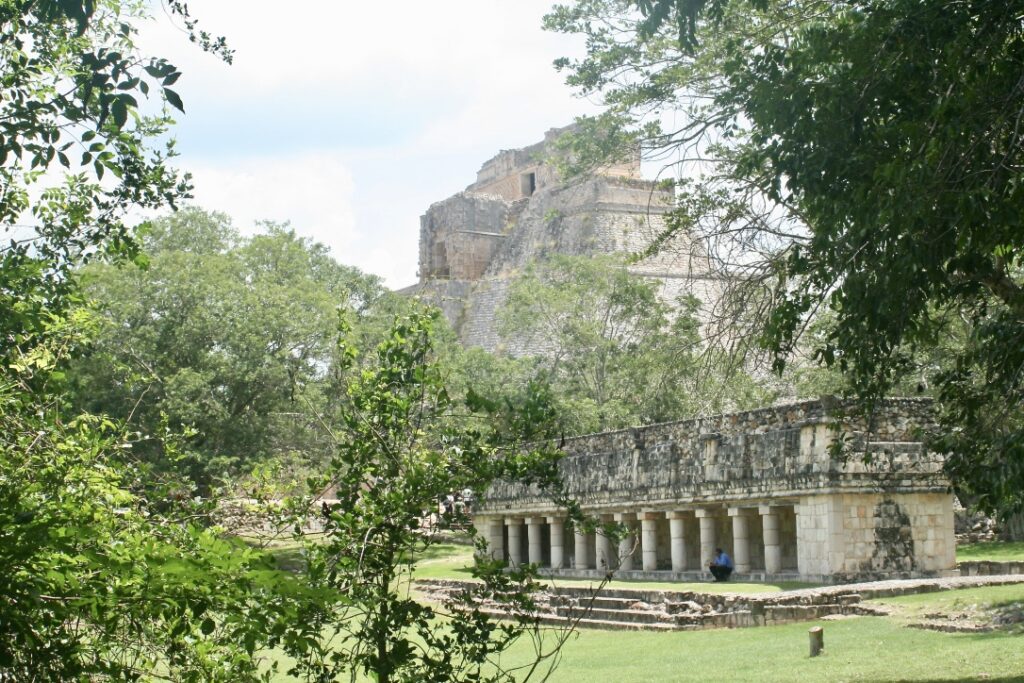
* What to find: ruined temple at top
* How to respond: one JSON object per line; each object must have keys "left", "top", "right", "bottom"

{"left": 402, "top": 125, "right": 722, "bottom": 352}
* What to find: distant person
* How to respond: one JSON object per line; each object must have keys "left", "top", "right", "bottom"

{"left": 709, "top": 547, "right": 733, "bottom": 581}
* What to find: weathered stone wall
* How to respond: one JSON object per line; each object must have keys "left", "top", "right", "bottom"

{"left": 397, "top": 279, "right": 472, "bottom": 333}
{"left": 480, "top": 177, "right": 675, "bottom": 278}
{"left": 479, "top": 398, "right": 943, "bottom": 514}
{"left": 795, "top": 492, "right": 954, "bottom": 580}
{"left": 411, "top": 126, "right": 715, "bottom": 353}
{"left": 443, "top": 232, "right": 505, "bottom": 281}
{"left": 474, "top": 397, "right": 955, "bottom": 581}
{"left": 459, "top": 279, "right": 512, "bottom": 352}
{"left": 470, "top": 125, "right": 641, "bottom": 201}
{"left": 418, "top": 193, "right": 510, "bottom": 280}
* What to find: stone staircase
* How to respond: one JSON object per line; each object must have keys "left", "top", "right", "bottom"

{"left": 418, "top": 574, "right": 1024, "bottom": 632}
{"left": 415, "top": 580, "right": 884, "bottom": 631}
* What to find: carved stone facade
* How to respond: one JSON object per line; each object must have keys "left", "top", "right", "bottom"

{"left": 473, "top": 398, "right": 958, "bottom": 583}
{"left": 401, "top": 125, "right": 724, "bottom": 352}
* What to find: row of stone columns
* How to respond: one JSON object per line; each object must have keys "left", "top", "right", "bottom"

{"left": 484, "top": 504, "right": 788, "bottom": 574}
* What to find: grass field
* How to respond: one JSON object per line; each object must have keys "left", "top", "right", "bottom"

{"left": 263, "top": 541, "right": 1024, "bottom": 682}
{"left": 491, "top": 609, "right": 1024, "bottom": 682}
{"left": 267, "top": 584, "right": 1024, "bottom": 682}
{"left": 444, "top": 583, "right": 1024, "bottom": 682}
{"left": 957, "top": 542, "right": 1024, "bottom": 562}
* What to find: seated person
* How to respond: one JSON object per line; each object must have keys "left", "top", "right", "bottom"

{"left": 709, "top": 547, "right": 733, "bottom": 581}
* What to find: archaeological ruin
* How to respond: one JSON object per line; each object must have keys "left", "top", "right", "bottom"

{"left": 473, "top": 398, "right": 958, "bottom": 583}
{"left": 401, "top": 125, "right": 723, "bottom": 352}
{"left": 404, "top": 127, "right": 958, "bottom": 583}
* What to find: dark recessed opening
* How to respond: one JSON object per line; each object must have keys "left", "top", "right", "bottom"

{"left": 520, "top": 172, "right": 536, "bottom": 197}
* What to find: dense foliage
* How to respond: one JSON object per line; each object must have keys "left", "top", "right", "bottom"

{"left": 281, "top": 309, "right": 574, "bottom": 683}
{"left": 0, "top": 3, "right": 585, "bottom": 676}
{"left": 70, "top": 208, "right": 389, "bottom": 491}
{"left": 547, "top": 0, "right": 1024, "bottom": 515}
{"left": 0, "top": 1, "right": 298, "bottom": 678}
{"left": 498, "top": 254, "right": 765, "bottom": 433}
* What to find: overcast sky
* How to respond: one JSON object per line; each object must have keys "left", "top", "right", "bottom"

{"left": 138, "top": 2, "right": 601, "bottom": 288}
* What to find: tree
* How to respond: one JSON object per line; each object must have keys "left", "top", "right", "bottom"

{"left": 0, "top": 3, "right": 302, "bottom": 678}
{"left": 499, "top": 254, "right": 763, "bottom": 433}
{"left": 70, "top": 208, "right": 387, "bottom": 491}
{"left": 547, "top": 0, "right": 1024, "bottom": 516}
{"left": 0, "top": 346, "right": 289, "bottom": 680}
{"left": 281, "top": 307, "right": 576, "bottom": 683}
{"left": 0, "top": 0, "right": 230, "bottom": 358}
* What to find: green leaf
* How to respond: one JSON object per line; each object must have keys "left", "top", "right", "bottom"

{"left": 163, "top": 87, "right": 184, "bottom": 113}
{"left": 111, "top": 99, "right": 127, "bottom": 129}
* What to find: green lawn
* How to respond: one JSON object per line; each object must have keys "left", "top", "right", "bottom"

{"left": 264, "top": 540, "right": 1024, "bottom": 683}
{"left": 873, "top": 583, "right": 1024, "bottom": 612}
{"left": 408, "top": 542, "right": 478, "bottom": 579}
{"left": 258, "top": 539, "right": 1024, "bottom": 681}
{"left": 266, "top": 588, "right": 1024, "bottom": 682}
{"left": 958, "top": 541, "right": 1024, "bottom": 562}
{"left": 491, "top": 611, "right": 1024, "bottom": 682}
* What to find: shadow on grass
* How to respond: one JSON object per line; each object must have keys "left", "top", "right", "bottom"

{"left": 954, "top": 629, "right": 1024, "bottom": 641}
{"left": 431, "top": 566, "right": 476, "bottom": 577}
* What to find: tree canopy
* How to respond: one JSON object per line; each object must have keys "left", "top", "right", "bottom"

{"left": 282, "top": 308, "right": 573, "bottom": 683}
{"left": 547, "top": 0, "right": 1024, "bottom": 515}
{"left": 0, "top": 2, "right": 296, "bottom": 678}
{"left": 70, "top": 208, "right": 388, "bottom": 490}
{"left": 498, "top": 254, "right": 766, "bottom": 433}
{"left": 0, "top": 3, "right": 586, "bottom": 676}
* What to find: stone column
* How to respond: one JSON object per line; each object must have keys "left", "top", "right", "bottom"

{"left": 640, "top": 511, "right": 659, "bottom": 571}
{"left": 547, "top": 516, "right": 565, "bottom": 569}
{"left": 574, "top": 526, "right": 589, "bottom": 570}
{"left": 696, "top": 508, "right": 717, "bottom": 568}
{"left": 760, "top": 505, "right": 782, "bottom": 574}
{"left": 595, "top": 514, "right": 614, "bottom": 570}
{"left": 667, "top": 511, "right": 688, "bottom": 572}
{"left": 729, "top": 507, "right": 751, "bottom": 573}
{"left": 614, "top": 512, "right": 635, "bottom": 570}
{"left": 488, "top": 517, "right": 505, "bottom": 563}
{"left": 526, "top": 517, "right": 544, "bottom": 566}
{"left": 506, "top": 517, "right": 523, "bottom": 567}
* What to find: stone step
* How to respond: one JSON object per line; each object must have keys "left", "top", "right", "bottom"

{"left": 958, "top": 561, "right": 1024, "bottom": 576}
{"left": 555, "top": 606, "right": 672, "bottom": 625}
{"left": 553, "top": 595, "right": 654, "bottom": 611}
{"left": 477, "top": 610, "right": 683, "bottom": 632}
{"left": 550, "top": 586, "right": 685, "bottom": 602}
{"left": 558, "top": 617, "right": 681, "bottom": 632}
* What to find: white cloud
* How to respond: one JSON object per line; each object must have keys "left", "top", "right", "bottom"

{"left": 136, "top": 1, "right": 606, "bottom": 289}
{"left": 141, "top": 1, "right": 588, "bottom": 100}
{"left": 185, "top": 153, "right": 356, "bottom": 257}
{"left": 184, "top": 153, "right": 422, "bottom": 289}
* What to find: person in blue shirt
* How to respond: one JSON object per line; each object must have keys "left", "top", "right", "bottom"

{"left": 709, "top": 547, "right": 733, "bottom": 581}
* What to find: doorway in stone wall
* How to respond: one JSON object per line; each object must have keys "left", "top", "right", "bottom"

{"left": 520, "top": 172, "right": 536, "bottom": 197}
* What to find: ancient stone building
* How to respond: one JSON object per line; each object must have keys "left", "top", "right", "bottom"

{"left": 401, "top": 125, "right": 723, "bottom": 352}
{"left": 405, "top": 127, "right": 956, "bottom": 583}
{"left": 473, "top": 398, "right": 957, "bottom": 583}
